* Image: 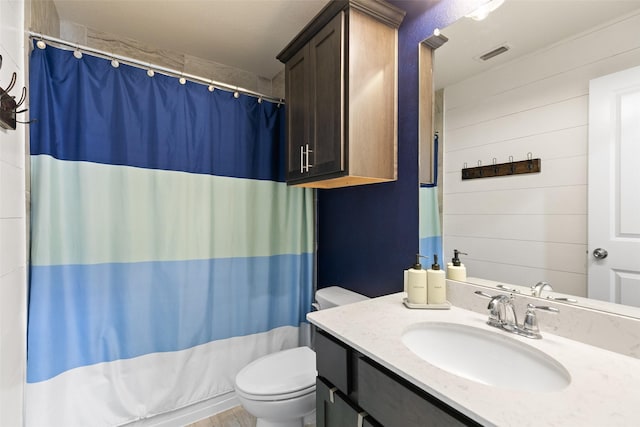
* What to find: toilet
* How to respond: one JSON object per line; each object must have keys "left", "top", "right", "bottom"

{"left": 234, "top": 286, "right": 368, "bottom": 427}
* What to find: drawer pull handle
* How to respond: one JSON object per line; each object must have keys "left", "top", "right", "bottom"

{"left": 357, "top": 411, "right": 369, "bottom": 427}
{"left": 328, "top": 386, "right": 338, "bottom": 404}
{"left": 305, "top": 144, "right": 313, "bottom": 170}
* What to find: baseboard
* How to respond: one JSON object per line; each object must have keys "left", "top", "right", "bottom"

{"left": 121, "top": 392, "right": 240, "bottom": 427}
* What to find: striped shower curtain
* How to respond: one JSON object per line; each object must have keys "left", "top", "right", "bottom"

{"left": 27, "top": 44, "right": 313, "bottom": 426}
{"left": 419, "top": 186, "right": 443, "bottom": 265}
{"left": 420, "top": 133, "right": 442, "bottom": 264}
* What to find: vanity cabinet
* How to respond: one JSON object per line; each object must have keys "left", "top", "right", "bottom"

{"left": 315, "top": 329, "right": 481, "bottom": 427}
{"left": 277, "top": 0, "right": 405, "bottom": 188}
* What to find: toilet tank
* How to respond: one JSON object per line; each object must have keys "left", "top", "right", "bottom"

{"left": 315, "top": 286, "right": 368, "bottom": 310}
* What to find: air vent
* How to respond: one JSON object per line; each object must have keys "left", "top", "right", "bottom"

{"left": 479, "top": 45, "right": 510, "bottom": 61}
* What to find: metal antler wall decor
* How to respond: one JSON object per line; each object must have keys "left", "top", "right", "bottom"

{"left": 0, "top": 54, "right": 29, "bottom": 130}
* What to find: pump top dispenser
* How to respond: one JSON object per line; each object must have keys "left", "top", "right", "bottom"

{"left": 431, "top": 254, "right": 441, "bottom": 270}
{"left": 412, "top": 254, "right": 424, "bottom": 270}
{"left": 406, "top": 254, "right": 428, "bottom": 304}
{"left": 427, "top": 254, "right": 446, "bottom": 304}
{"left": 447, "top": 249, "right": 468, "bottom": 282}
{"left": 452, "top": 249, "right": 467, "bottom": 266}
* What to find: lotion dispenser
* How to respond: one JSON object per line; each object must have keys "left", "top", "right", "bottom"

{"left": 427, "top": 254, "right": 447, "bottom": 304}
{"left": 407, "top": 254, "right": 428, "bottom": 305}
{"left": 447, "top": 249, "right": 468, "bottom": 282}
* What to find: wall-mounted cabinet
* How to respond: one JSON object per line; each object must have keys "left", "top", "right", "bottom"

{"left": 277, "top": 0, "right": 405, "bottom": 188}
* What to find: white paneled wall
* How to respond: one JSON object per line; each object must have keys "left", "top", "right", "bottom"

{"left": 0, "top": 0, "right": 27, "bottom": 425}
{"left": 443, "top": 11, "right": 640, "bottom": 297}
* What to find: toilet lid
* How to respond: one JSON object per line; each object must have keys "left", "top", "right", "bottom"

{"left": 235, "top": 346, "right": 316, "bottom": 398}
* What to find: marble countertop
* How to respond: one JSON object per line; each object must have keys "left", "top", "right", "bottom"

{"left": 307, "top": 292, "right": 640, "bottom": 426}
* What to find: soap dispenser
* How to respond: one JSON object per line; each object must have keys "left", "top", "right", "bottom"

{"left": 407, "top": 254, "right": 428, "bottom": 305}
{"left": 447, "top": 249, "right": 468, "bottom": 282}
{"left": 427, "top": 254, "right": 447, "bottom": 304}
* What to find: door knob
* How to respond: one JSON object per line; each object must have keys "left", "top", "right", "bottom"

{"left": 593, "top": 248, "right": 608, "bottom": 259}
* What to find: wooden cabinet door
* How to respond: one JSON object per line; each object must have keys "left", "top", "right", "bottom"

{"left": 308, "top": 11, "right": 345, "bottom": 179}
{"left": 285, "top": 44, "right": 311, "bottom": 181}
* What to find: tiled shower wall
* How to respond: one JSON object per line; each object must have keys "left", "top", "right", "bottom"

{"left": 0, "top": 0, "right": 27, "bottom": 425}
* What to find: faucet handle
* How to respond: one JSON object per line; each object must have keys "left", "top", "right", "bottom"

{"left": 474, "top": 290, "right": 494, "bottom": 299}
{"left": 522, "top": 303, "right": 559, "bottom": 338}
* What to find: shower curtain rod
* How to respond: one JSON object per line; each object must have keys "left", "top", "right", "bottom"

{"left": 28, "top": 32, "right": 285, "bottom": 105}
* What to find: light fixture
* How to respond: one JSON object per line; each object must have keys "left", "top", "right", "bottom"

{"left": 466, "top": 0, "right": 504, "bottom": 21}
{"left": 423, "top": 27, "right": 448, "bottom": 49}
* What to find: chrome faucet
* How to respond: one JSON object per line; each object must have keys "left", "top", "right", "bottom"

{"left": 531, "top": 281, "right": 578, "bottom": 303}
{"left": 486, "top": 294, "right": 518, "bottom": 330}
{"left": 475, "top": 291, "right": 559, "bottom": 339}
{"left": 531, "top": 281, "right": 553, "bottom": 297}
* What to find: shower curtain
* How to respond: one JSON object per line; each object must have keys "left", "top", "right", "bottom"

{"left": 420, "top": 186, "right": 443, "bottom": 265}
{"left": 420, "top": 133, "right": 442, "bottom": 264}
{"left": 27, "top": 44, "right": 313, "bottom": 426}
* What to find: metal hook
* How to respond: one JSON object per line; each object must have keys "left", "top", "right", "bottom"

{"left": 15, "top": 118, "right": 37, "bottom": 125}
{"left": 527, "top": 152, "right": 534, "bottom": 170}
{"left": 2, "top": 72, "right": 17, "bottom": 94}
{"left": 15, "top": 87, "right": 26, "bottom": 108}
{"left": 509, "top": 155, "right": 515, "bottom": 173}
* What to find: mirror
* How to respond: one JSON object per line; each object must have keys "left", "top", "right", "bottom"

{"left": 423, "top": 0, "right": 640, "bottom": 318}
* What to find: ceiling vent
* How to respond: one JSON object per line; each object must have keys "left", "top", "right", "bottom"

{"left": 479, "top": 45, "right": 510, "bottom": 61}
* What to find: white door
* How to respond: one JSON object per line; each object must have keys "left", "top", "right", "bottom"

{"left": 588, "top": 66, "right": 640, "bottom": 307}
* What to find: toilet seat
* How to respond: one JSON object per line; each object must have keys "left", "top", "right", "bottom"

{"left": 235, "top": 346, "right": 316, "bottom": 401}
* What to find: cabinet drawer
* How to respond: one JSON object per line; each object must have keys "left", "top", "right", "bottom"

{"left": 357, "top": 357, "right": 480, "bottom": 427}
{"left": 315, "top": 329, "right": 350, "bottom": 393}
{"left": 317, "top": 377, "right": 380, "bottom": 427}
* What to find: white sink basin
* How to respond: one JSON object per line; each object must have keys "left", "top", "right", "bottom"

{"left": 402, "top": 322, "right": 571, "bottom": 392}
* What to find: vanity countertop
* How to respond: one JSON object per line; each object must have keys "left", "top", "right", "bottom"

{"left": 307, "top": 292, "right": 640, "bottom": 426}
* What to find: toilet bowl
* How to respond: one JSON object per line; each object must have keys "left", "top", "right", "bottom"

{"left": 234, "top": 286, "right": 368, "bottom": 427}
{"left": 235, "top": 346, "right": 316, "bottom": 427}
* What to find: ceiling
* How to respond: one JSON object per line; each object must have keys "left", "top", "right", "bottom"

{"left": 51, "top": 0, "right": 640, "bottom": 84}
{"left": 52, "top": 0, "right": 331, "bottom": 79}
{"left": 434, "top": 0, "right": 640, "bottom": 89}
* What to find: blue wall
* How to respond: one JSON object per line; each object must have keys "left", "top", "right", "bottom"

{"left": 317, "top": 0, "right": 480, "bottom": 297}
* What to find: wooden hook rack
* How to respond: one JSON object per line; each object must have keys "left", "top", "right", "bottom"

{"left": 462, "top": 157, "right": 541, "bottom": 180}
